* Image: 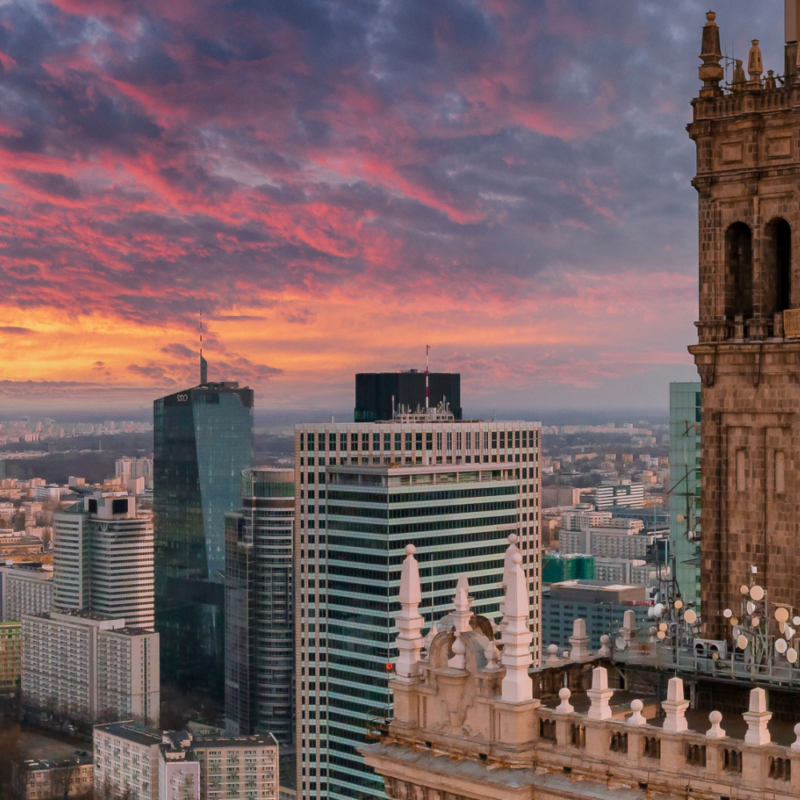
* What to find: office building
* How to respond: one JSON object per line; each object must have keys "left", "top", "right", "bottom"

{"left": 594, "top": 480, "right": 644, "bottom": 510}
{"left": 54, "top": 492, "right": 154, "bottom": 629}
{"left": 0, "top": 620, "right": 21, "bottom": 691}
{"left": 94, "top": 723, "right": 279, "bottom": 800}
{"left": 364, "top": 549, "right": 798, "bottom": 800}
{"left": 669, "top": 382, "right": 702, "bottom": 611}
{"left": 687, "top": 9, "right": 800, "bottom": 638}
{"left": 225, "top": 467, "right": 294, "bottom": 741}
{"left": 0, "top": 563, "right": 53, "bottom": 621}
{"left": 21, "top": 611, "right": 159, "bottom": 725}
{"left": 354, "top": 372, "right": 461, "bottom": 421}
{"left": 154, "top": 359, "right": 253, "bottom": 698}
{"left": 295, "top": 412, "right": 541, "bottom": 800}
{"left": 541, "top": 553, "right": 595, "bottom": 584}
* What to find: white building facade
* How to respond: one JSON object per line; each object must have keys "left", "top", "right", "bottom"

{"left": 0, "top": 564, "right": 53, "bottom": 621}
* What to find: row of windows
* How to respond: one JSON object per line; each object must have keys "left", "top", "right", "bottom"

{"left": 300, "top": 430, "right": 538, "bottom": 452}
{"left": 326, "top": 499, "right": 517, "bottom": 520}
{"left": 328, "top": 513, "right": 517, "bottom": 535}
{"left": 327, "top": 485, "right": 518, "bottom": 504}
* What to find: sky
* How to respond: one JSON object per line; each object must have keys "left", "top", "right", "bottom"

{"left": 0, "top": 0, "right": 787, "bottom": 415}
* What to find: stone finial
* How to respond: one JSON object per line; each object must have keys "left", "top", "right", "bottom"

{"left": 732, "top": 59, "right": 747, "bottom": 91}
{"left": 569, "top": 618, "right": 592, "bottom": 662}
{"left": 555, "top": 687, "right": 574, "bottom": 715}
{"left": 598, "top": 635, "right": 611, "bottom": 657}
{"left": 545, "top": 643, "right": 561, "bottom": 667}
{"left": 628, "top": 698, "right": 646, "bottom": 726}
{"left": 587, "top": 666, "right": 613, "bottom": 720}
{"left": 500, "top": 553, "right": 533, "bottom": 703}
{"left": 396, "top": 544, "right": 424, "bottom": 679}
{"left": 699, "top": 10, "right": 723, "bottom": 96}
{"left": 743, "top": 688, "right": 772, "bottom": 745}
{"left": 706, "top": 710, "right": 726, "bottom": 739}
{"left": 620, "top": 610, "right": 636, "bottom": 645}
{"left": 792, "top": 723, "right": 800, "bottom": 751}
{"left": 765, "top": 69, "right": 777, "bottom": 90}
{"left": 748, "top": 39, "right": 763, "bottom": 86}
{"left": 422, "top": 624, "right": 438, "bottom": 658}
{"left": 662, "top": 677, "right": 689, "bottom": 733}
{"left": 452, "top": 574, "right": 473, "bottom": 633}
{"left": 498, "top": 534, "right": 520, "bottom": 632}
{"left": 484, "top": 639, "right": 500, "bottom": 670}
{"left": 448, "top": 632, "right": 466, "bottom": 670}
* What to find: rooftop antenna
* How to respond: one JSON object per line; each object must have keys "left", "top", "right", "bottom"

{"left": 200, "top": 312, "right": 208, "bottom": 385}
{"left": 425, "top": 345, "right": 430, "bottom": 410}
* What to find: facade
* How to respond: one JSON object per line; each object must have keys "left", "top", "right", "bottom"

{"left": 16, "top": 756, "right": 94, "bottom": 800}
{"left": 687, "top": 8, "right": 800, "bottom": 639}
{"left": 54, "top": 492, "right": 154, "bottom": 628}
{"left": 541, "top": 485, "right": 583, "bottom": 508}
{"left": 116, "top": 457, "right": 154, "bottom": 487}
{"left": 594, "top": 481, "right": 644, "bottom": 510}
{"left": 541, "top": 580, "right": 650, "bottom": 649}
{"left": 559, "top": 527, "right": 655, "bottom": 560}
{"left": 0, "top": 564, "right": 53, "bottom": 621}
{"left": 21, "top": 611, "right": 159, "bottom": 725}
{"left": 669, "top": 382, "right": 702, "bottom": 611}
{"left": 541, "top": 553, "right": 595, "bottom": 584}
{"left": 154, "top": 371, "right": 254, "bottom": 698}
{"left": 94, "top": 723, "right": 279, "bottom": 800}
{"left": 0, "top": 620, "right": 21, "bottom": 690}
{"left": 225, "top": 467, "right": 294, "bottom": 741}
{"left": 295, "top": 415, "right": 541, "bottom": 800}
{"left": 364, "top": 547, "right": 800, "bottom": 800}
{"left": 354, "top": 372, "right": 462, "bottom": 421}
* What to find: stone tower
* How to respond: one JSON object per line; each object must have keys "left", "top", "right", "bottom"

{"left": 688, "top": 5, "right": 800, "bottom": 640}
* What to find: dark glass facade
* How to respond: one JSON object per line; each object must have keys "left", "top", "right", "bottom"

{"left": 354, "top": 372, "right": 461, "bottom": 421}
{"left": 154, "top": 381, "right": 253, "bottom": 699}
{"left": 225, "top": 468, "right": 294, "bottom": 742}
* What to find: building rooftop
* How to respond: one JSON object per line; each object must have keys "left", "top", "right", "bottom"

{"left": 94, "top": 721, "right": 163, "bottom": 747}
{"left": 546, "top": 580, "right": 646, "bottom": 603}
{"left": 191, "top": 732, "right": 279, "bottom": 748}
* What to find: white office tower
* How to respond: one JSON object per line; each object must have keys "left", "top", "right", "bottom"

{"left": 54, "top": 492, "right": 154, "bottom": 629}
{"left": 294, "top": 410, "right": 541, "bottom": 800}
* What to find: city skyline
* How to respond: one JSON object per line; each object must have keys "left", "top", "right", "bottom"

{"left": 0, "top": 1, "right": 786, "bottom": 413}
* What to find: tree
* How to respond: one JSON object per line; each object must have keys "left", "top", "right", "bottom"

{"left": 51, "top": 761, "right": 81, "bottom": 800}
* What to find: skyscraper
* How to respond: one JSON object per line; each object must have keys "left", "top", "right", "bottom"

{"left": 225, "top": 467, "right": 294, "bottom": 742}
{"left": 294, "top": 410, "right": 541, "bottom": 800}
{"left": 354, "top": 372, "right": 462, "bottom": 421}
{"left": 686, "top": 9, "right": 800, "bottom": 638}
{"left": 53, "top": 491, "right": 154, "bottom": 629}
{"left": 154, "top": 359, "right": 253, "bottom": 698}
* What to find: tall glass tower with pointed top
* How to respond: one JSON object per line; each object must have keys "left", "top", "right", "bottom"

{"left": 154, "top": 357, "right": 253, "bottom": 700}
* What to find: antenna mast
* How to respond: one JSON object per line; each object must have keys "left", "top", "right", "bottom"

{"left": 425, "top": 345, "right": 430, "bottom": 410}
{"left": 200, "top": 311, "right": 208, "bottom": 385}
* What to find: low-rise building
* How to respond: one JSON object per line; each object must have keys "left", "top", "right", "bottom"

{"left": 0, "top": 619, "right": 21, "bottom": 691}
{"left": 94, "top": 722, "right": 161, "bottom": 800}
{"left": 15, "top": 754, "right": 93, "bottom": 800}
{"left": 0, "top": 563, "right": 54, "bottom": 621}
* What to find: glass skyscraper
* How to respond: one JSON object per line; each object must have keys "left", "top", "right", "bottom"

{"left": 154, "top": 368, "right": 253, "bottom": 699}
{"left": 225, "top": 467, "right": 294, "bottom": 742}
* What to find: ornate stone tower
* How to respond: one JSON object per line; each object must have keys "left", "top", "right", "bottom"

{"left": 688, "top": 5, "right": 800, "bottom": 640}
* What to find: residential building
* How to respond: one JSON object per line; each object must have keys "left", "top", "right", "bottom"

{"left": 594, "top": 480, "right": 644, "bottom": 511}
{"left": 0, "top": 620, "right": 21, "bottom": 690}
{"left": 295, "top": 412, "right": 541, "bottom": 800}
{"left": 364, "top": 547, "right": 800, "bottom": 800}
{"left": 593, "top": 557, "right": 661, "bottom": 588}
{"left": 0, "top": 563, "right": 53, "bottom": 621}
{"left": 686, "top": 9, "right": 800, "bottom": 638}
{"left": 21, "top": 611, "right": 159, "bottom": 725}
{"left": 225, "top": 468, "right": 294, "bottom": 742}
{"left": 154, "top": 359, "right": 254, "bottom": 698}
{"left": 354, "top": 371, "right": 461, "bottom": 421}
{"left": 541, "top": 485, "right": 582, "bottom": 508}
{"left": 54, "top": 492, "right": 154, "bottom": 629}
{"left": 15, "top": 755, "right": 93, "bottom": 800}
{"left": 116, "top": 457, "right": 154, "bottom": 488}
{"left": 94, "top": 722, "right": 161, "bottom": 800}
{"left": 669, "top": 381, "right": 702, "bottom": 612}
{"left": 542, "top": 580, "right": 651, "bottom": 649}
{"left": 559, "top": 527, "right": 656, "bottom": 560}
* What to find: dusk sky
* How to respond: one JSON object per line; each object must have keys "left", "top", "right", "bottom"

{"left": 0, "top": 1, "right": 787, "bottom": 415}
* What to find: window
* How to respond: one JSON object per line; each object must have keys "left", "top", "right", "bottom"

{"left": 643, "top": 737, "right": 661, "bottom": 759}
{"left": 330, "top": 433, "right": 336, "bottom": 450}
{"left": 769, "top": 757, "right": 791, "bottom": 781}
{"left": 394, "top": 433, "right": 401, "bottom": 450}
{"left": 685, "top": 744, "right": 706, "bottom": 767}
{"left": 609, "top": 732, "right": 628, "bottom": 754}
{"left": 764, "top": 218, "right": 791, "bottom": 317}
{"left": 724, "top": 749, "right": 742, "bottom": 773}
{"left": 725, "top": 222, "right": 753, "bottom": 320}
{"left": 340, "top": 433, "right": 348, "bottom": 450}
{"left": 350, "top": 433, "right": 358, "bottom": 450}
{"left": 361, "top": 433, "right": 369, "bottom": 450}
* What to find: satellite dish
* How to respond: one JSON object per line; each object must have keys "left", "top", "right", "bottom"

{"left": 737, "top": 635, "right": 749, "bottom": 649}
{"left": 741, "top": 585, "right": 750, "bottom": 595}
{"left": 776, "top": 639, "right": 788, "bottom": 655}
{"left": 732, "top": 626, "right": 741, "bottom": 639}
{"left": 776, "top": 608, "right": 790, "bottom": 623}
{"left": 751, "top": 585, "right": 765, "bottom": 601}
{"left": 712, "top": 652, "right": 719, "bottom": 661}
{"left": 674, "top": 600, "right": 683, "bottom": 610}
{"left": 657, "top": 631, "right": 666, "bottom": 640}
{"left": 615, "top": 637, "right": 626, "bottom": 650}
{"left": 780, "top": 621, "right": 786, "bottom": 634}
{"left": 752, "top": 617, "right": 760, "bottom": 627}
{"left": 684, "top": 609, "right": 697, "bottom": 625}
{"left": 731, "top": 617, "right": 739, "bottom": 626}
{"left": 659, "top": 623, "right": 668, "bottom": 632}
{"left": 654, "top": 603, "right": 664, "bottom": 617}
{"left": 723, "top": 608, "right": 733, "bottom": 619}
{"left": 676, "top": 514, "right": 685, "bottom": 522}
{"left": 786, "top": 625, "right": 796, "bottom": 640}
{"left": 793, "top": 617, "right": 800, "bottom": 627}
{"left": 747, "top": 601, "right": 755, "bottom": 615}
{"left": 788, "top": 648, "right": 798, "bottom": 664}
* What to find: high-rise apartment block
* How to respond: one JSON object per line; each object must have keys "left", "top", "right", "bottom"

{"left": 669, "top": 382, "right": 702, "bottom": 612}
{"left": 0, "top": 620, "right": 21, "bottom": 690}
{"left": 593, "top": 481, "right": 644, "bottom": 510}
{"left": 154, "top": 366, "right": 253, "bottom": 697}
{"left": 21, "top": 611, "right": 159, "bottom": 725}
{"left": 225, "top": 467, "right": 294, "bottom": 741}
{"left": 54, "top": 492, "right": 154, "bottom": 629}
{"left": 686, "top": 8, "right": 800, "bottom": 638}
{"left": 354, "top": 372, "right": 462, "bottom": 421}
{"left": 294, "top": 413, "right": 541, "bottom": 800}
{"left": 0, "top": 563, "right": 53, "bottom": 621}
{"left": 116, "top": 457, "right": 154, "bottom": 487}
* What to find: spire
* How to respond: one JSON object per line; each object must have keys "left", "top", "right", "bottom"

{"left": 498, "top": 533, "right": 520, "bottom": 632}
{"left": 663, "top": 677, "right": 689, "bottom": 733}
{"left": 587, "top": 666, "right": 613, "bottom": 720}
{"left": 199, "top": 312, "right": 208, "bottom": 385}
{"left": 698, "top": 11, "right": 723, "bottom": 97}
{"left": 500, "top": 552, "right": 533, "bottom": 703}
{"left": 396, "top": 544, "right": 424, "bottom": 679}
{"left": 748, "top": 40, "right": 763, "bottom": 87}
{"left": 452, "top": 574, "right": 472, "bottom": 633}
{"left": 743, "top": 688, "right": 772, "bottom": 745}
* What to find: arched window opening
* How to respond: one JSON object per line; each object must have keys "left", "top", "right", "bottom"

{"left": 764, "top": 218, "right": 791, "bottom": 316}
{"left": 726, "top": 222, "right": 753, "bottom": 319}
